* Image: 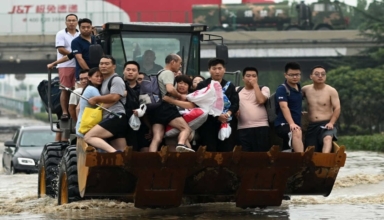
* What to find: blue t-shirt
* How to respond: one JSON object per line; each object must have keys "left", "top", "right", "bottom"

{"left": 76, "top": 85, "right": 101, "bottom": 137}
{"left": 71, "top": 35, "right": 97, "bottom": 80}
{"left": 274, "top": 82, "right": 302, "bottom": 127}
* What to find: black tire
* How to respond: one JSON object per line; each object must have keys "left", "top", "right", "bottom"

{"left": 57, "top": 145, "right": 81, "bottom": 205}
{"left": 38, "top": 142, "right": 69, "bottom": 198}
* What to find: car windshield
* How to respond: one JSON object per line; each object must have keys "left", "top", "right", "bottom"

{"left": 20, "top": 130, "right": 56, "bottom": 147}
{"left": 110, "top": 32, "right": 192, "bottom": 75}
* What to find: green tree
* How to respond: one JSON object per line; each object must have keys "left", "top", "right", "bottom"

{"left": 327, "top": 66, "right": 384, "bottom": 134}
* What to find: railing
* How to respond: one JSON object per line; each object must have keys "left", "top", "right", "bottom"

{"left": 0, "top": 95, "right": 31, "bottom": 116}
{"left": 0, "top": 11, "right": 191, "bottom": 35}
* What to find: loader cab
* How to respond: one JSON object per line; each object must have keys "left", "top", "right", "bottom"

{"left": 92, "top": 22, "right": 228, "bottom": 77}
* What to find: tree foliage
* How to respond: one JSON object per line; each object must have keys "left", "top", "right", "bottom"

{"left": 327, "top": 66, "right": 384, "bottom": 134}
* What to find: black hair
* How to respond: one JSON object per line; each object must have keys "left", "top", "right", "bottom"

{"left": 124, "top": 60, "right": 140, "bottom": 71}
{"left": 284, "top": 62, "right": 301, "bottom": 73}
{"left": 165, "top": 54, "right": 180, "bottom": 64}
{"left": 242, "top": 67, "right": 259, "bottom": 77}
{"left": 80, "top": 69, "right": 89, "bottom": 74}
{"left": 175, "top": 75, "right": 192, "bottom": 88}
{"left": 101, "top": 55, "right": 116, "bottom": 65}
{"left": 81, "top": 67, "right": 101, "bottom": 95}
{"left": 78, "top": 18, "right": 92, "bottom": 26}
{"left": 138, "top": 72, "right": 146, "bottom": 75}
{"left": 311, "top": 65, "right": 326, "bottom": 74}
{"left": 192, "top": 75, "right": 205, "bottom": 81}
{"left": 208, "top": 58, "right": 225, "bottom": 69}
{"left": 65, "top": 14, "right": 78, "bottom": 21}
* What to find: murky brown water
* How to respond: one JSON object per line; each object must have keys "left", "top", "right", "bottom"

{"left": 1, "top": 113, "right": 384, "bottom": 219}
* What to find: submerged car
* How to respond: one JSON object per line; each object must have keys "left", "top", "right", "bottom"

{"left": 2, "top": 126, "right": 56, "bottom": 174}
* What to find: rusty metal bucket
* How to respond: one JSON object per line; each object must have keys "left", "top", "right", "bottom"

{"left": 75, "top": 137, "right": 346, "bottom": 209}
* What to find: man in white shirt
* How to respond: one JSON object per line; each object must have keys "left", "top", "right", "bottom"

{"left": 68, "top": 69, "right": 89, "bottom": 124}
{"left": 55, "top": 14, "right": 79, "bottom": 121}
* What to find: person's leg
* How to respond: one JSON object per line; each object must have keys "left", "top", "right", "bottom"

{"left": 58, "top": 68, "right": 72, "bottom": 119}
{"left": 197, "top": 116, "right": 219, "bottom": 152}
{"left": 110, "top": 138, "right": 127, "bottom": 152}
{"left": 84, "top": 125, "right": 117, "bottom": 153}
{"left": 322, "top": 127, "right": 337, "bottom": 153}
{"left": 291, "top": 129, "right": 304, "bottom": 152}
{"left": 149, "top": 124, "right": 164, "bottom": 152}
{"left": 238, "top": 128, "right": 253, "bottom": 152}
{"left": 168, "top": 117, "right": 192, "bottom": 148}
{"left": 254, "top": 126, "right": 270, "bottom": 152}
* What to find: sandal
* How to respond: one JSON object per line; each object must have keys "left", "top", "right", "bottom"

{"left": 176, "top": 144, "right": 195, "bottom": 153}
{"left": 61, "top": 114, "right": 69, "bottom": 120}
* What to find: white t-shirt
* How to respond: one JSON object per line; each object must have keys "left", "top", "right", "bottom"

{"left": 55, "top": 28, "right": 79, "bottom": 68}
{"left": 69, "top": 88, "right": 83, "bottom": 105}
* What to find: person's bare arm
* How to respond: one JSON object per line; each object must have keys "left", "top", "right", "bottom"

{"left": 329, "top": 88, "right": 341, "bottom": 126}
{"left": 88, "top": 94, "right": 121, "bottom": 105}
{"left": 279, "top": 101, "right": 300, "bottom": 131}
{"left": 163, "top": 96, "right": 196, "bottom": 109}
{"left": 165, "top": 84, "right": 182, "bottom": 99}
{"left": 47, "top": 56, "right": 70, "bottom": 69}
{"left": 74, "top": 54, "right": 90, "bottom": 70}
{"left": 57, "top": 47, "right": 71, "bottom": 56}
{"left": 69, "top": 104, "right": 77, "bottom": 122}
{"left": 254, "top": 85, "right": 267, "bottom": 104}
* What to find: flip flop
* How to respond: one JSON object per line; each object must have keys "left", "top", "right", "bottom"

{"left": 61, "top": 114, "right": 69, "bottom": 120}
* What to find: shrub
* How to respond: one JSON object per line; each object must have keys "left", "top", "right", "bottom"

{"left": 338, "top": 134, "right": 384, "bottom": 152}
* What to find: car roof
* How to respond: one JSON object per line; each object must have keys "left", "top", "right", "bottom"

{"left": 20, "top": 125, "right": 52, "bottom": 131}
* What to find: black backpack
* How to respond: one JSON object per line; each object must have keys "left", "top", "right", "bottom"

{"left": 108, "top": 75, "right": 140, "bottom": 118}
{"left": 37, "top": 77, "right": 62, "bottom": 115}
{"left": 237, "top": 84, "right": 290, "bottom": 124}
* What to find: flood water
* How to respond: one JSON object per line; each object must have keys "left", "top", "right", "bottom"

{"left": 1, "top": 112, "right": 384, "bottom": 219}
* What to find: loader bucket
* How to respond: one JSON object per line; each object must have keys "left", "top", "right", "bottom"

{"left": 74, "top": 137, "right": 346, "bottom": 209}
{"left": 284, "top": 142, "right": 346, "bottom": 196}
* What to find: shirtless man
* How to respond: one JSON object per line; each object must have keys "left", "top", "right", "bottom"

{"left": 302, "top": 65, "right": 341, "bottom": 153}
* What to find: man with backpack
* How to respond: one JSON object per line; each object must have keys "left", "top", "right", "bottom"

{"left": 196, "top": 58, "right": 239, "bottom": 152}
{"left": 85, "top": 55, "right": 127, "bottom": 153}
{"left": 145, "top": 54, "right": 194, "bottom": 152}
{"left": 236, "top": 67, "right": 270, "bottom": 152}
{"left": 122, "top": 60, "right": 152, "bottom": 152}
{"left": 274, "top": 62, "right": 304, "bottom": 153}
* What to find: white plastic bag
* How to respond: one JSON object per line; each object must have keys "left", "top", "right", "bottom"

{"left": 129, "top": 114, "right": 141, "bottom": 131}
{"left": 129, "top": 104, "right": 147, "bottom": 131}
{"left": 218, "top": 123, "right": 232, "bottom": 141}
{"left": 136, "top": 104, "right": 147, "bottom": 117}
{"left": 187, "top": 81, "right": 224, "bottom": 116}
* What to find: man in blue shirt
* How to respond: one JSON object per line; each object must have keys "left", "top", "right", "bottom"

{"left": 71, "top": 18, "right": 97, "bottom": 81}
{"left": 274, "top": 62, "right": 304, "bottom": 152}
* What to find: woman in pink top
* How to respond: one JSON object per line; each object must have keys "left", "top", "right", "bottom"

{"left": 236, "top": 67, "right": 270, "bottom": 152}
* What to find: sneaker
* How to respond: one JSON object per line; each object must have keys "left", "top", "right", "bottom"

{"left": 176, "top": 145, "right": 195, "bottom": 153}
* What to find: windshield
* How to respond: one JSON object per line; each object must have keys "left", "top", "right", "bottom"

{"left": 110, "top": 32, "right": 192, "bottom": 76}
{"left": 20, "top": 130, "right": 56, "bottom": 147}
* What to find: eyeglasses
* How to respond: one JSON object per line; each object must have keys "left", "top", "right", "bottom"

{"left": 287, "top": 74, "right": 301, "bottom": 78}
{"left": 313, "top": 73, "right": 326, "bottom": 77}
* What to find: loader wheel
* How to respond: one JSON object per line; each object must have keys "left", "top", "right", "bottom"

{"left": 58, "top": 145, "right": 80, "bottom": 205}
{"left": 38, "top": 142, "right": 68, "bottom": 198}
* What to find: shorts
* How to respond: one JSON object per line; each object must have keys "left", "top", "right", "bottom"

{"left": 148, "top": 102, "right": 181, "bottom": 126}
{"left": 305, "top": 120, "right": 338, "bottom": 152}
{"left": 275, "top": 124, "right": 293, "bottom": 151}
{"left": 238, "top": 126, "right": 270, "bottom": 152}
{"left": 59, "top": 67, "right": 76, "bottom": 89}
{"left": 99, "top": 113, "right": 128, "bottom": 139}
